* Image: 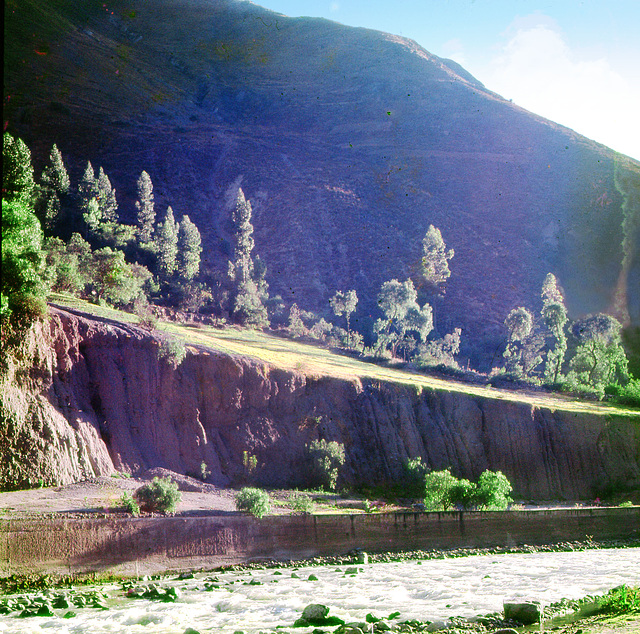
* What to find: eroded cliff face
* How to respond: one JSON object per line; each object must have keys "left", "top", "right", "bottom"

{"left": 2, "top": 307, "right": 639, "bottom": 499}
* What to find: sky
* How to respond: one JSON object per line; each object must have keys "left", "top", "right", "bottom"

{"left": 253, "top": 0, "right": 640, "bottom": 161}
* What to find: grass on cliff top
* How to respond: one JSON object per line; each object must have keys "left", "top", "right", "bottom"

{"left": 48, "top": 294, "right": 640, "bottom": 418}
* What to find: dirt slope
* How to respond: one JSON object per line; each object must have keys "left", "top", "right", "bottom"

{"left": 2, "top": 306, "right": 639, "bottom": 499}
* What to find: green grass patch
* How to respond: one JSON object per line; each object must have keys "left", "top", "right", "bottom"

{"left": 47, "top": 294, "right": 640, "bottom": 418}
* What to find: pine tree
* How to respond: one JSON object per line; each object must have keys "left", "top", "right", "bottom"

{"left": 2, "top": 133, "right": 35, "bottom": 204}
{"left": 96, "top": 167, "right": 118, "bottom": 223}
{"left": 41, "top": 144, "right": 70, "bottom": 194}
{"left": 76, "top": 162, "right": 99, "bottom": 234}
{"left": 176, "top": 214, "right": 202, "bottom": 282}
{"left": 135, "top": 170, "right": 155, "bottom": 243}
{"left": 38, "top": 143, "right": 71, "bottom": 232}
{"left": 78, "top": 161, "right": 99, "bottom": 206}
{"left": 228, "top": 188, "right": 269, "bottom": 326}
{"left": 156, "top": 206, "right": 179, "bottom": 279}
{"left": 83, "top": 198, "right": 102, "bottom": 233}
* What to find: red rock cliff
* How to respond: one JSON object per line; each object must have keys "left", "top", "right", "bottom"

{"left": 2, "top": 306, "right": 639, "bottom": 499}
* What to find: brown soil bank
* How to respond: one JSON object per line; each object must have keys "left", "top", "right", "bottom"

{"left": 1, "top": 306, "right": 640, "bottom": 499}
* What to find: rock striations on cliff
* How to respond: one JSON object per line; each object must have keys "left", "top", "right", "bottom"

{"left": 2, "top": 306, "right": 639, "bottom": 499}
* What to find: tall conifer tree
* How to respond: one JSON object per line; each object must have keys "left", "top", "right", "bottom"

{"left": 227, "top": 188, "right": 269, "bottom": 326}
{"left": 96, "top": 167, "right": 118, "bottom": 223}
{"left": 78, "top": 161, "right": 98, "bottom": 205}
{"left": 156, "top": 206, "right": 179, "bottom": 279}
{"left": 135, "top": 170, "right": 155, "bottom": 243}
{"left": 2, "top": 133, "right": 35, "bottom": 204}
{"left": 38, "top": 143, "right": 70, "bottom": 232}
{"left": 176, "top": 214, "right": 202, "bottom": 282}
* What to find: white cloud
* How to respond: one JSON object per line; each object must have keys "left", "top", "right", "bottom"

{"left": 329, "top": 1, "right": 340, "bottom": 12}
{"left": 441, "top": 38, "right": 467, "bottom": 67}
{"left": 484, "top": 19, "right": 640, "bottom": 160}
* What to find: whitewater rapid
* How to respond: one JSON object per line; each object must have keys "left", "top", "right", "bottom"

{"left": 1, "top": 547, "right": 638, "bottom": 633}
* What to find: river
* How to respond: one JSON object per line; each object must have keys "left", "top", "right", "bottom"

{"left": 1, "top": 547, "right": 638, "bottom": 633}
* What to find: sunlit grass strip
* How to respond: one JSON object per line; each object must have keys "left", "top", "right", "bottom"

{"left": 47, "top": 294, "right": 640, "bottom": 418}
{"left": 48, "top": 293, "right": 140, "bottom": 325}
{"left": 163, "top": 322, "right": 640, "bottom": 417}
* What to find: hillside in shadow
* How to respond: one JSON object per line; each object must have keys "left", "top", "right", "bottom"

{"left": 4, "top": 0, "right": 640, "bottom": 367}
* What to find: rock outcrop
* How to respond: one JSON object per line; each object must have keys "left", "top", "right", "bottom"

{"left": 2, "top": 306, "right": 639, "bottom": 499}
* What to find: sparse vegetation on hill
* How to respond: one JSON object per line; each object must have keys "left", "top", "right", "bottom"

{"left": 5, "top": 0, "right": 640, "bottom": 381}
{"left": 2, "top": 130, "right": 638, "bottom": 408}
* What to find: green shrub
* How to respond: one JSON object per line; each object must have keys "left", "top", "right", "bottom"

{"left": 306, "top": 439, "right": 345, "bottom": 491}
{"left": 119, "top": 492, "right": 140, "bottom": 516}
{"left": 473, "top": 470, "right": 513, "bottom": 510}
{"left": 448, "top": 477, "right": 476, "bottom": 509}
{"left": 403, "top": 457, "right": 430, "bottom": 499}
{"left": 235, "top": 487, "right": 271, "bottom": 518}
{"left": 421, "top": 468, "right": 513, "bottom": 511}
{"left": 606, "top": 378, "right": 640, "bottom": 407}
{"left": 157, "top": 337, "right": 186, "bottom": 368}
{"left": 423, "top": 469, "right": 460, "bottom": 510}
{"left": 288, "top": 491, "right": 314, "bottom": 514}
{"left": 134, "top": 300, "right": 158, "bottom": 331}
{"left": 593, "top": 585, "right": 640, "bottom": 615}
{"left": 199, "top": 461, "right": 210, "bottom": 481}
{"left": 133, "top": 476, "right": 181, "bottom": 514}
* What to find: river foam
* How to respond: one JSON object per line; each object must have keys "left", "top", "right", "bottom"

{"left": 1, "top": 547, "right": 638, "bottom": 633}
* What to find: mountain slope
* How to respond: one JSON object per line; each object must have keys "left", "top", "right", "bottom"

{"left": 4, "top": 0, "right": 640, "bottom": 367}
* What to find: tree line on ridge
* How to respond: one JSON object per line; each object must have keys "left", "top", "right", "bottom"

{"left": 2, "top": 133, "right": 638, "bottom": 404}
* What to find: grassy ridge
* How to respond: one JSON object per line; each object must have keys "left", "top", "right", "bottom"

{"left": 49, "top": 294, "right": 640, "bottom": 417}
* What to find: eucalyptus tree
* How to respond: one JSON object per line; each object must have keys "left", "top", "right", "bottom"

{"left": 569, "top": 314, "right": 629, "bottom": 392}
{"left": 540, "top": 273, "right": 568, "bottom": 383}
{"left": 421, "top": 224, "right": 454, "bottom": 290}
{"left": 330, "top": 289, "right": 358, "bottom": 347}
{"left": 502, "top": 306, "right": 543, "bottom": 378}
{"left": 375, "top": 278, "right": 433, "bottom": 358}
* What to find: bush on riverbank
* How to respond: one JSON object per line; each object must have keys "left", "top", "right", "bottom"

{"left": 133, "top": 477, "right": 181, "bottom": 514}
{"left": 306, "top": 439, "right": 345, "bottom": 491}
{"left": 593, "top": 585, "right": 640, "bottom": 615}
{"left": 422, "top": 468, "right": 513, "bottom": 511}
{"left": 235, "top": 487, "right": 271, "bottom": 518}
{"left": 119, "top": 492, "right": 140, "bottom": 516}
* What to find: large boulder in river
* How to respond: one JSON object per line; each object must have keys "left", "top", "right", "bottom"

{"left": 504, "top": 601, "right": 543, "bottom": 624}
